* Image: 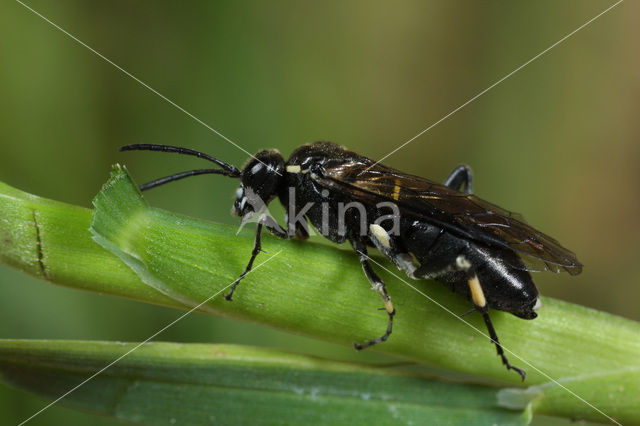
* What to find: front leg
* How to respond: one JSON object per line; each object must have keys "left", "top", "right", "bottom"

{"left": 225, "top": 223, "right": 264, "bottom": 300}
{"left": 225, "top": 214, "right": 290, "bottom": 301}
{"left": 350, "top": 238, "right": 395, "bottom": 350}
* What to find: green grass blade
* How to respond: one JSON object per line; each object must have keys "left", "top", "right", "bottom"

{"left": 498, "top": 368, "right": 640, "bottom": 423}
{"left": 0, "top": 178, "right": 177, "bottom": 307}
{"left": 0, "top": 340, "right": 531, "bottom": 425}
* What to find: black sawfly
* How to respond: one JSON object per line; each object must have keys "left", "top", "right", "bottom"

{"left": 120, "top": 141, "right": 582, "bottom": 380}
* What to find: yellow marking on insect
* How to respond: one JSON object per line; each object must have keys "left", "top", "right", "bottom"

{"left": 392, "top": 178, "right": 401, "bottom": 200}
{"left": 373, "top": 283, "right": 394, "bottom": 313}
{"left": 369, "top": 224, "right": 391, "bottom": 249}
{"left": 468, "top": 275, "right": 486, "bottom": 308}
{"left": 383, "top": 298, "right": 394, "bottom": 314}
{"left": 286, "top": 165, "right": 301, "bottom": 173}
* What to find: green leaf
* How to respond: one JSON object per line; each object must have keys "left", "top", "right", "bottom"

{"left": 498, "top": 368, "right": 640, "bottom": 423}
{"left": 0, "top": 340, "right": 531, "bottom": 425}
{"left": 0, "top": 177, "right": 177, "bottom": 306}
{"left": 1, "top": 169, "right": 639, "bottom": 424}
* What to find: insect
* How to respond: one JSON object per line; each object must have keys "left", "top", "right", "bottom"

{"left": 120, "top": 141, "right": 582, "bottom": 380}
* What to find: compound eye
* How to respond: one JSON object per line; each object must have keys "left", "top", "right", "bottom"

{"left": 235, "top": 186, "right": 244, "bottom": 200}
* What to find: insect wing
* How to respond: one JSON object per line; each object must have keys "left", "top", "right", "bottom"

{"left": 317, "top": 159, "right": 582, "bottom": 275}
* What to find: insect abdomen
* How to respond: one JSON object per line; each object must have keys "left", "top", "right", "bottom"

{"left": 399, "top": 217, "right": 538, "bottom": 318}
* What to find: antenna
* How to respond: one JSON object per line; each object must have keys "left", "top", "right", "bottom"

{"left": 119, "top": 144, "right": 241, "bottom": 177}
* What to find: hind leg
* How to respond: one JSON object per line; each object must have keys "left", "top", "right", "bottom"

{"left": 444, "top": 165, "right": 473, "bottom": 194}
{"left": 455, "top": 255, "right": 526, "bottom": 380}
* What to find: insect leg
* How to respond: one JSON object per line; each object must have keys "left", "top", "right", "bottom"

{"left": 369, "top": 224, "right": 417, "bottom": 279}
{"left": 260, "top": 215, "right": 290, "bottom": 240}
{"left": 226, "top": 213, "right": 293, "bottom": 301}
{"left": 480, "top": 308, "right": 526, "bottom": 381}
{"left": 444, "top": 165, "right": 473, "bottom": 194}
{"left": 225, "top": 223, "right": 263, "bottom": 301}
{"left": 350, "top": 239, "right": 395, "bottom": 350}
{"left": 456, "top": 255, "right": 525, "bottom": 380}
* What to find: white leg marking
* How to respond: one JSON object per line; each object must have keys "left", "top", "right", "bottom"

{"left": 369, "top": 224, "right": 391, "bottom": 249}
{"left": 396, "top": 253, "right": 418, "bottom": 279}
{"left": 456, "top": 255, "right": 471, "bottom": 271}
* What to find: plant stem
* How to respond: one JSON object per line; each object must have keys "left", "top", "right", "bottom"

{"left": 1, "top": 168, "right": 638, "bottom": 424}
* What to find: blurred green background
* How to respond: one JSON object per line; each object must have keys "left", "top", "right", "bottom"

{"left": 1, "top": 1, "right": 638, "bottom": 424}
